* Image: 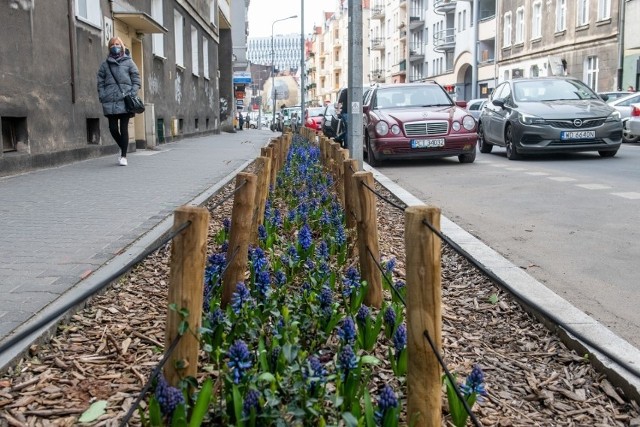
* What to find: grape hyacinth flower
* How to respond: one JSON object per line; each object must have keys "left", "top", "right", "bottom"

{"left": 208, "top": 307, "right": 225, "bottom": 326}
{"left": 274, "top": 270, "right": 287, "bottom": 287}
{"left": 338, "top": 317, "right": 357, "bottom": 345}
{"left": 384, "top": 257, "right": 397, "bottom": 276}
{"left": 231, "top": 282, "right": 253, "bottom": 314}
{"left": 255, "top": 270, "right": 271, "bottom": 299}
{"left": 257, "top": 224, "right": 267, "bottom": 243}
{"left": 335, "top": 224, "right": 346, "bottom": 246}
{"left": 155, "top": 374, "right": 185, "bottom": 416}
{"left": 316, "top": 240, "right": 329, "bottom": 260}
{"left": 342, "top": 266, "right": 361, "bottom": 298}
{"left": 222, "top": 217, "right": 231, "bottom": 234}
{"left": 303, "top": 355, "right": 327, "bottom": 394}
{"left": 461, "top": 365, "right": 487, "bottom": 399}
{"left": 319, "top": 286, "right": 333, "bottom": 317}
{"left": 336, "top": 345, "right": 358, "bottom": 379}
{"left": 243, "top": 389, "right": 262, "bottom": 415}
{"left": 383, "top": 306, "right": 396, "bottom": 331}
{"left": 227, "top": 339, "right": 253, "bottom": 384}
{"left": 393, "top": 324, "right": 407, "bottom": 359}
{"left": 287, "top": 209, "right": 297, "bottom": 223}
{"left": 356, "top": 306, "right": 370, "bottom": 325}
{"left": 375, "top": 384, "right": 398, "bottom": 423}
{"left": 250, "top": 247, "right": 268, "bottom": 272}
{"left": 298, "top": 223, "right": 313, "bottom": 251}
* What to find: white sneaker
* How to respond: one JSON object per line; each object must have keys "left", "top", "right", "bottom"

{"left": 119, "top": 157, "right": 128, "bottom": 166}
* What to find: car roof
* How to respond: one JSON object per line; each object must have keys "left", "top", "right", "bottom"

{"left": 506, "top": 76, "right": 582, "bottom": 84}
{"left": 374, "top": 81, "right": 440, "bottom": 89}
{"left": 608, "top": 92, "right": 640, "bottom": 105}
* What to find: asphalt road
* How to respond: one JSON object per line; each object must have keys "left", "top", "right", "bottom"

{"left": 376, "top": 143, "right": 640, "bottom": 348}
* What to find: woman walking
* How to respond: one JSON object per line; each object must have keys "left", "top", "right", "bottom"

{"left": 97, "top": 37, "right": 141, "bottom": 166}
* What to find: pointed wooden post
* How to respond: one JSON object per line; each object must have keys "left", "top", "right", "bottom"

{"left": 165, "top": 206, "right": 210, "bottom": 386}
{"left": 250, "top": 156, "right": 272, "bottom": 245}
{"left": 405, "top": 205, "right": 442, "bottom": 427}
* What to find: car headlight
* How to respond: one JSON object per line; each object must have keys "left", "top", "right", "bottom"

{"left": 452, "top": 121, "right": 461, "bottom": 131}
{"left": 462, "top": 115, "right": 476, "bottom": 131}
{"left": 605, "top": 110, "right": 621, "bottom": 122}
{"left": 390, "top": 124, "right": 401, "bottom": 135}
{"left": 518, "top": 112, "right": 545, "bottom": 125}
{"left": 375, "top": 121, "right": 389, "bottom": 135}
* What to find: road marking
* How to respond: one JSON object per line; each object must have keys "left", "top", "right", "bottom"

{"left": 525, "top": 171, "right": 550, "bottom": 176}
{"left": 506, "top": 167, "right": 528, "bottom": 171}
{"left": 548, "top": 176, "right": 577, "bottom": 182}
{"left": 576, "top": 184, "right": 612, "bottom": 190}
{"left": 132, "top": 149, "right": 171, "bottom": 156}
{"left": 489, "top": 164, "right": 509, "bottom": 168}
{"left": 611, "top": 192, "right": 640, "bottom": 199}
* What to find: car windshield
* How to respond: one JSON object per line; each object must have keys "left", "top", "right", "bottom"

{"left": 513, "top": 80, "right": 599, "bottom": 102}
{"left": 307, "top": 107, "right": 325, "bottom": 116}
{"left": 376, "top": 86, "right": 453, "bottom": 108}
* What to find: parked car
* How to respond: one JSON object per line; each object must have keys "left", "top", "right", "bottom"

{"left": 627, "top": 103, "right": 640, "bottom": 138}
{"left": 607, "top": 92, "right": 640, "bottom": 142}
{"left": 599, "top": 91, "right": 632, "bottom": 102}
{"left": 478, "top": 77, "right": 622, "bottom": 160}
{"left": 466, "top": 98, "right": 487, "bottom": 121}
{"left": 321, "top": 103, "right": 338, "bottom": 138}
{"left": 304, "top": 106, "right": 325, "bottom": 131}
{"left": 362, "top": 82, "right": 477, "bottom": 166}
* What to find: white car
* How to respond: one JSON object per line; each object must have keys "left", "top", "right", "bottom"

{"left": 607, "top": 92, "right": 640, "bottom": 142}
{"left": 466, "top": 98, "right": 487, "bottom": 121}
{"left": 628, "top": 103, "right": 640, "bottom": 139}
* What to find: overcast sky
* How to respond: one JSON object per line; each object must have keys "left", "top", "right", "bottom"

{"left": 247, "top": 0, "right": 338, "bottom": 38}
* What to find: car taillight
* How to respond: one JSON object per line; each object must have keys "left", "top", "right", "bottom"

{"left": 632, "top": 106, "right": 640, "bottom": 117}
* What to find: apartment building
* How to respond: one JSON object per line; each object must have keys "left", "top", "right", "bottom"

{"left": 498, "top": 0, "right": 619, "bottom": 92}
{"left": 623, "top": 0, "right": 640, "bottom": 90}
{"left": 0, "top": 0, "right": 233, "bottom": 177}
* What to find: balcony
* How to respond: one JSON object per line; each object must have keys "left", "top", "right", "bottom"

{"left": 391, "top": 60, "right": 407, "bottom": 77}
{"left": 371, "top": 4, "right": 385, "bottom": 19}
{"left": 371, "top": 37, "right": 386, "bottom": 51}
{"left": 399, "top": 29, "right": 407, "bottom": 40}
{"left": 434, "top": 0, "right": 457, "bottom": 14}
{"left": 433, "top": 28, "right": 456, "bottom": 52}
{"left": 370, "top": 69, "right": 386, "bottom": 83}
{"left": 409, "top": 44, "right": 425, "bottom": 61}
{"left": 409, "top": 13, "right": 425, "bottom": 30}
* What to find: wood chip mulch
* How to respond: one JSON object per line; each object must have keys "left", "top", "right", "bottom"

{"left": 1, "top": 156, "right": 640, "bottom": 426}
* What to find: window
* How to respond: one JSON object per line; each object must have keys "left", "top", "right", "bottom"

{"left": 503, "top": 12, "right": 512, "bottom": 47}
{"left": 75, "top": 0, "right": 101, "bottom": 27}
{"left": 191, "top": 26, "right": 199, "bottom": 75}
{"left": 203, "top": 38, "right": 209, "bottom": 79}
{"left": 209, "top": 0, "right": 219, "bottom": 28}
{"left": 463, "top": 10, "right": 466, "bottom": 31}
{"left": 532, "top": 2, "right": 542, "bottom": 39}
{"left": 174, "top": 11, "right": 184, "bottom": 67}
{"left": 151, "top": 0, "right": 164, "bottom": 57}
{"left": 515, "top": 8, "right": 524, "bottom": 44}
{"left": 556, "top": 0, "right": 566, "bottom": 31}
{"left": 577, "top": 0, "right": 589, "bottom": 26}
{"left": 585, "top": 56, "right": 599, "bottom": 90}
{"left": 598, "top": 0, "right": 610, "bottom": 20}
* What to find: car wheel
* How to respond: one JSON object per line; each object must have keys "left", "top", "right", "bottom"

{"left": 477, "top": 122, "right": 493, "bottom": 153}
{"left": 622, "top": 120, "right": 640, "bottom": 143}
{"left": 458, "top": 149, "right": 476, "bottom": 163}
{"left": 505, "top": 125, "right": 521, "bottom": 160}
{"left": 366, "top": 135, "right": 381, "bottom": 167}
{"left": 598, "top": 149, "right": 618, "bottom": 158}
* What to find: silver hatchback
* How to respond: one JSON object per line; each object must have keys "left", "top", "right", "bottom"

{"left": 478, "top": 77, "right": 622, "bottom": 160}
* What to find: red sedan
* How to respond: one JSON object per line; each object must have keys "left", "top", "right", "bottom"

{"left": 304, "top": 106, "right": 325, "bottom": 131}
{"left": 363, "top": 82, "right": 478, "bottom": 166}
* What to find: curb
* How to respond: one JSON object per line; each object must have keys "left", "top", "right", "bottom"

{"left": 365, "top": 163, "right": 640, "bottom": 403}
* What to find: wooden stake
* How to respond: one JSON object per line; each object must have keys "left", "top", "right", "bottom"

{"left": 250, "top": 156, "right": 272, "bottom": 245}
{"left": 352, "top": 171, "right": 382, "bottom": 308}
{"left": 165, "top": 206, "right": 210, "bottom": 386}
{"left": 405, "top": 205, "right": 442, "bottom": 427}
{"left": 221, "top": 172, "right": 257, "bottom": 307}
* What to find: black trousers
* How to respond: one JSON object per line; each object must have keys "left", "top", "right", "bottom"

{"left": 107, "top": 114, "right": 131, "bottom": 157}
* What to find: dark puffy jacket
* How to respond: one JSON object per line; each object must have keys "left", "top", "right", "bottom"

{"left": 96, "top": 54, "right": 141, "bottom": 116}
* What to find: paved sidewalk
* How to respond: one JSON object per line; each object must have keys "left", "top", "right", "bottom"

{"left": 0, "top": 129, "right": 273, "bottom": 365}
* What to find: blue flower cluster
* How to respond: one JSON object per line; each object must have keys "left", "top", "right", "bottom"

{"left": 319, "top": 286, "right": 333, "bottom": 317}
{"left": 393, "top": 323, "right": 407, "bottom": 357}
{"left": 243, "top": 389, "right": 261, "bottom": 415}
{"left": 461, "top": 365, "right": 487, "bottom": 398}
{"left": 227, "top": 339, "right": 253, "bottom": 384}
{"left": 303, "top": 355, "right": 327, "bottom": 393}
{"left": 338, "top": 317, "right": 356, "bottom": 344}
{"left": 298, "top": 223, "right": 313, "bottom": 251}
{"left": 383, "top": 306, "right": 396, "bottom": 330}
{"left": 356, "top": 305, "right": 370, "bottom": 324}
{"left": 231, "top": 282, "right": 253, "bottom": 314}
{"left": 154, "top": 374, "right": 185, "bottom": 416}
{"left": 342, "top": 266, "right": 361, "bottom": 298}
{"left": 337, "top": 345, "right": 358, "bottom": 379}
{"left": 375, "top": 384, "right": 398, "bottom": 422}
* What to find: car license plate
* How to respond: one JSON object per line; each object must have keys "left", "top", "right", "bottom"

{"left": 561, "top": 131, "right": 595, "bottom": 140}
{"left": 411, "top": 138, "right": 445, "bottom": 148}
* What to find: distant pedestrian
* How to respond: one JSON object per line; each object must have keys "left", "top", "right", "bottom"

{"left": 238, "top": 112, "right": 244, "bottom": 130}
{"left": 291, "top": 113, "right": 299, "bottom": 133}
{"left": 628, "top": 85, "right": 636, "bottom": 92}
{"left": 97, "top": 37, "right": 141, "bottom": 166}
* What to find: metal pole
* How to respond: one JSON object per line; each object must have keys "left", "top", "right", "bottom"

{"left": 348, "top": 0, "right": 363, "bottom": 167}
{"left": 271, "top": 15, "right": 298, "bottom": 132}
{"left": 472, "top": 0, "right": 479, "bottom": 99}
{"left": 300, "top": 0, "right": 305, "bottom": 122}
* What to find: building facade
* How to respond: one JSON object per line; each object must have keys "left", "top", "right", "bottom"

{"left": 0, "top": 0, "right": 233, "bottom": 177}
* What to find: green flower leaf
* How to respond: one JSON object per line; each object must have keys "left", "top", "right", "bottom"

{"left": 78, "top": 400, "right": 107, "bottom": 423}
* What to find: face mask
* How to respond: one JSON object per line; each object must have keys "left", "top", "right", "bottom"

{"left": 110, "top": 46, "right": 121, "bottom": 55}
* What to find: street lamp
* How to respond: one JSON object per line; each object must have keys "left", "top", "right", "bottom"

{"left": 271, "top": 14, "right": 298, "bottom": 130}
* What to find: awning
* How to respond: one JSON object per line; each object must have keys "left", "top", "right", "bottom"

{"left": 113, "top": 12, "right": 167, "bottom": 34}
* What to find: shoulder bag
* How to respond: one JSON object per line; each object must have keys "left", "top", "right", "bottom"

{"left": 107, "top": 63, "right": 145, "bottom": 114}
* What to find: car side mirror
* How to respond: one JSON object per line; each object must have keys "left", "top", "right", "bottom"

{"left": 600, "top": 94, "right": 609, "bottom": 102}
{"left": 492, "top": 98, "right": 505, "bottom": 108}
{"left": 363, "top": 105, "right": 370, "bottom": 114}
{"left": 455, "top": 100, "right": 467, "bottom": 108}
